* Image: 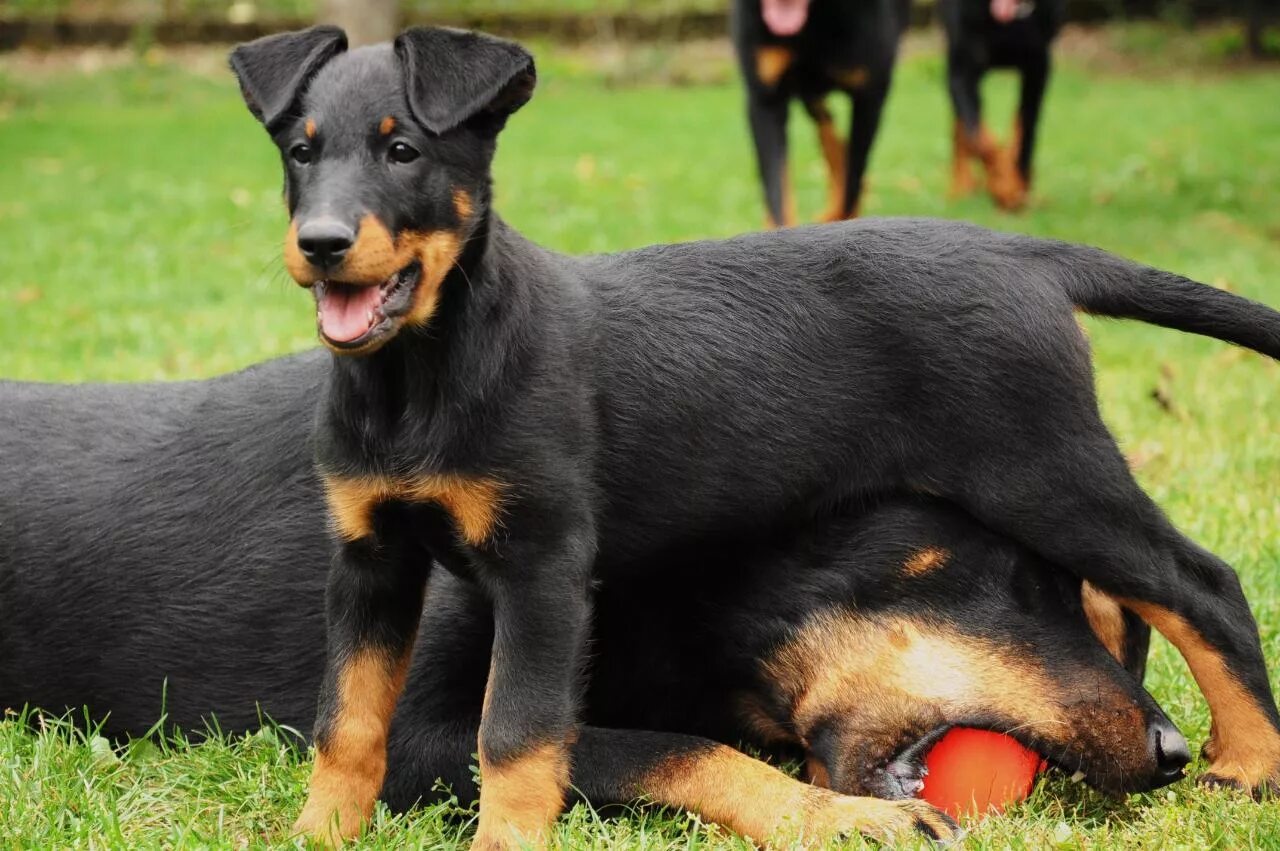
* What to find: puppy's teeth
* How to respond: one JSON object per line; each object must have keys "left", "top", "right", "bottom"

{"left": 1070, "top": 770, "right": 1085, "bottom": 783}
{"left": 367, "top": 309, "right": 375, "bottom": 324}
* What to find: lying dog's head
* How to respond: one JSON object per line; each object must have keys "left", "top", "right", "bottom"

{"left": 730, "top": 501, "right": 1190, "bottom": 801}
{"left": 230, "top": 26, "right": 532, "bottom": 354}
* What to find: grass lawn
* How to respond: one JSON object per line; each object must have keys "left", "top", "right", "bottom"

{"left": 1, "top": 26, "right": 1279, "bottom": 850}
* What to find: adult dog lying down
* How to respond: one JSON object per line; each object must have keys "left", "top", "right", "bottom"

{"left": 2, "top": 352, "right": 1188, "bottom": 845}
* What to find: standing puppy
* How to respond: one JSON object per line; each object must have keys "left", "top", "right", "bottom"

{"left": 732, "top": 0, "right": 910, "bottom": 226}
{"left": 230, "top": 24, "right": 1280, "bottom": 851}
{"left": 940, "top": 0, "right": 1065, "bottom": 210}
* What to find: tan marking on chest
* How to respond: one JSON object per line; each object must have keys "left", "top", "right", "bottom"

{"left": 832, "top": 66, "right": 870, "bottom": 89}
{"left": 755, "top": 46, "right": 794, "bottom": 88}
{"left": 322, "top": 473, "right": 505, "bottom": 546}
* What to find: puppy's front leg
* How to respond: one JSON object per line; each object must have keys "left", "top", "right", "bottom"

{"left": 294, "top": 532, "right": 429, "bottom": 846}
{"left": 472, "top": 516, "right": 595, "bottom": 851}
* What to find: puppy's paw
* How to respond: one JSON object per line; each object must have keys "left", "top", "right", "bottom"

{"left": 1198, "top": 760, "right": 1280, "bottom": 800}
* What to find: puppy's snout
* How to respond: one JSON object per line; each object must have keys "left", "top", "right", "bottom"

{"left": 1148, "top": 716, "right": 1190, "bottom": 786}
{"left": 297, "top": 218, "right": 355, "bottom": 270}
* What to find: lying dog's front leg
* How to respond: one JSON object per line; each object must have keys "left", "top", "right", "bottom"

{"left": 472, "top": 519, "right": 596, "bottom": 851}
{"left": 294, "top": 534, "right": 430, "bottom": 846}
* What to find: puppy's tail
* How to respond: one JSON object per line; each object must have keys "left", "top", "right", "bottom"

{"left": 1059, "top": 248, "right": 1280, "bottom": 360}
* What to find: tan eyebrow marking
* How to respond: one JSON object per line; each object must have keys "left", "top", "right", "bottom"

{"left": 304, "top": 118, "right": 317, "bottom": 139}
{"left": 379, "top": 116, "right": 396, "bottom": 136}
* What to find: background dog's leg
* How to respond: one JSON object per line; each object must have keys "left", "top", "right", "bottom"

{"left": 947, "top": 51, "right": 1021, "bottom": 210}
{"left": 1011, "top": 50, "right": 1050, "bottom": 206}
{"left": 806, "top": 99, "right": 847, "bottom": 223}
{"left": 841, "top": 85, "right": 889, "bottom": 219}
{"left": 950, "top": 119, "right": 978, "bottom": 199}
{"left": 748, "top": 96, "right": 795, "bottom": 228}
{"left": 962, "top": 439, "right": 1280, "bottom": 795}
{"left": 294, "top": 536, "right": 429, "bottom": 845}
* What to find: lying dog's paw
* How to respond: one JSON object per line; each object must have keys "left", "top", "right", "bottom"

{"left": 812, "top": 794, "right": 962, "bottom": 845}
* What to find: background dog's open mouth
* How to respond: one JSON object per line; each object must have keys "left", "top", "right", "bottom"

{"left": 314, "top": 262, "right": 421, "bottom": 346}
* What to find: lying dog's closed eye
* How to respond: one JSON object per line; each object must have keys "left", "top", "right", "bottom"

{"left": 227, "top": 23, "right": 1280, "bottom": 851}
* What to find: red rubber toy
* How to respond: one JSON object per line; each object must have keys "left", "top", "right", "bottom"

{"left": 919, "top": 728, "right": 1043, "bottom": 819}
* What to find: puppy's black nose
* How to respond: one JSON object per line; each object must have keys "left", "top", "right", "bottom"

{"left": 297, "top": 219, "right": 355, "bottom": 270}
{"left": 1149, "top": 717, "right": 1191, "bottom": 785}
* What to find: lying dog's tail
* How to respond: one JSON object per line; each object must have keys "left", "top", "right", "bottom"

{"left": 1058, "top": 247, "right": 1280, "bottom": 361}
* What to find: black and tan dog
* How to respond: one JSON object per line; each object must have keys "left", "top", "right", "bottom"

{"left": 222, "top": 23, "right": 1280, "bottom": 849}
{"left": 939, "top": 0, "right": 1065, "bottom": 210}
{"left": 1, "top": 352, "right": 1184, "bottom": 846}
{"left": 731, "top": 0, "right": 910, "bottom": 225}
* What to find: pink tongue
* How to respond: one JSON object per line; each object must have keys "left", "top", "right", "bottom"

{"left": 762, "top": 0, "right": 810, "bottom": 36}
{"left": 318, "top": 284, "right": 382, "bottom": 343}
{"left": 990, "top": 0, "right": 1019, "bottom": 22}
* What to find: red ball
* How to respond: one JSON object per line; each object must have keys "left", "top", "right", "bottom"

{"left": 918, "top": 728, "right": 1043, "bottom": 819}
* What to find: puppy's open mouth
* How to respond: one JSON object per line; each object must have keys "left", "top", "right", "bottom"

{"left": 313, "top": 261, "right": 422, "bottom": 349}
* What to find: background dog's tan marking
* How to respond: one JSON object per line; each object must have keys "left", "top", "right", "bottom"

{"left": 293, "top": 648, "right": 410, "bottom": 844}
{"left": 474, "top": 742, "right": 569, "bottom": 850}
{"left": 322, "top": 473, "right": 504, "bottom": 545}
{"left": 833, "top": 66, "right": 870, "bottom": 90}
{"left": 1082, "top": 582, "right": 1128, "bottom": 664}
{"left": 754, "top": 46, "right": 793, "bottom": 88}
{"left": 379, "top": 115, "right": 396, "bottom": 135}
{"left": 902, "top": 546, "right": 949, "bottom": 577}
{"left": 304, "top": 118, "right": 317, "bottom": 139}
{"left": 638, "top": 743, "right": 953, "bottom": 846}
{"left": 1121, "top": 598, "right": 1280, "bottom": 789}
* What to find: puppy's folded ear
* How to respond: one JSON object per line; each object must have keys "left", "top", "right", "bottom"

{"left": 229, "top": 25, "right": 348, "bottom": 130}
{"left": 394, "top": 27, "right": 536, "bottom": 135}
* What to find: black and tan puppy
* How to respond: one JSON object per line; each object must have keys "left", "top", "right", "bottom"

{"left": 939, "top": 0, "right": 1065, "bottom": 210}
{"left": 731, "top": 0, "right": 910, "bottom": 225}
{"left": 0, "top": 353, "right": 1182, "bottom": 847}
{"left": 225, "top": 25, "right": 1280, "bottom": 849}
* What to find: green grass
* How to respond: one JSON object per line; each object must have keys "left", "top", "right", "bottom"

{"left": 2, "top": 30, "right": 1280, "bottom": 849}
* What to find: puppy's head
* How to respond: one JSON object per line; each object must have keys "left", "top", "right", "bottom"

{"left": 230, "top": 26, "right": 534, "bottom": 355}
{"left": 741, "top": 508, "right": 1190, "bottom": 801}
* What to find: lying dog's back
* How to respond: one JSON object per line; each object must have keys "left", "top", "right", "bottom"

{"left": 0, "top": 351, "right": 330, "bottom": 736}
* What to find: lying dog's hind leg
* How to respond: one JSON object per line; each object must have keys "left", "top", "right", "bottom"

{"left": 961, "top": 437, "right": 1280, "bottom": 795}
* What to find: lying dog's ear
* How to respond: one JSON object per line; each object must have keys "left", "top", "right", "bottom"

{"left": 394, "top": 27, "right": 536, "bottom": 135}
{"left": 229, "top": 26, "right": 348, "bottom": 131}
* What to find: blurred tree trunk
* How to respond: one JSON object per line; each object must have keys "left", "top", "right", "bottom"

{"left": 1245, "top": 0, "right": 1265, "bottom": 58}
{"left": 320, "top": 0, "right": 398, "bottom": 47}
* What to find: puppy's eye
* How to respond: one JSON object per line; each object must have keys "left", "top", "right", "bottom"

{"left": 289, "top": 143, "right": 313, "bottom": 165}
{"left": 388, "top": 142, "right": 420, "bottom": 164}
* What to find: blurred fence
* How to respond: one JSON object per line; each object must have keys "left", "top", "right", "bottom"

{"left": 0, "top": 0, "right": 1272, "bottom": 49}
